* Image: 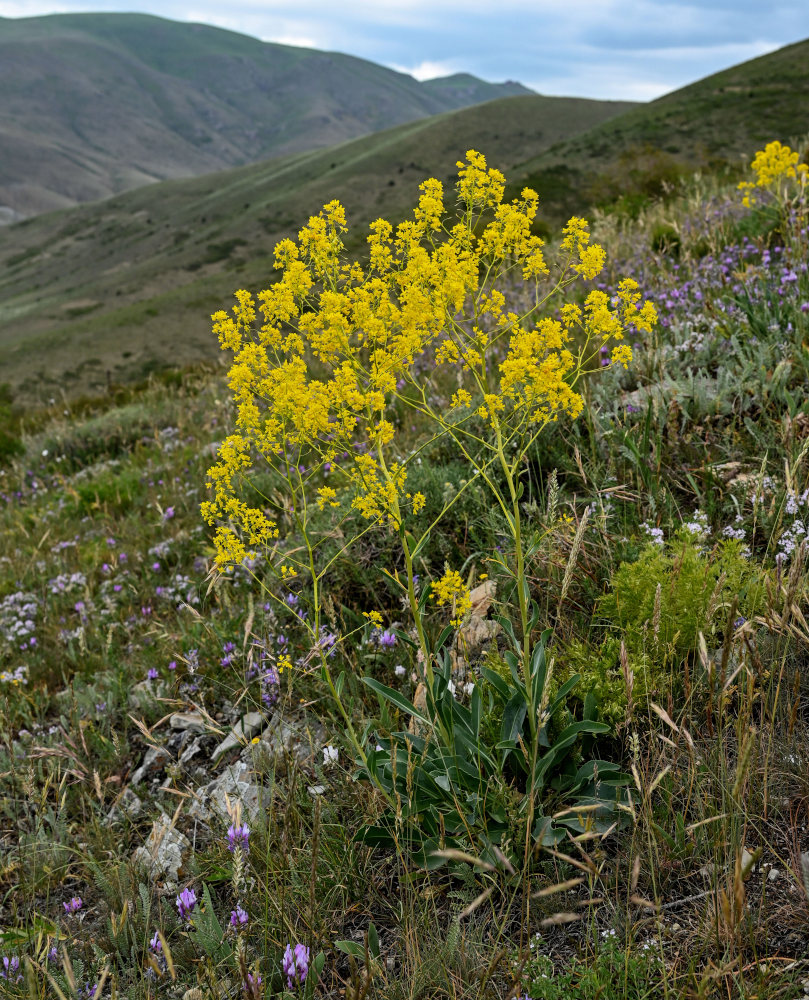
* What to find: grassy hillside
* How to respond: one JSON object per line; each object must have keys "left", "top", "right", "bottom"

{"left": 0, "top": 12, "right": 532, "bottom": 219}
{"left": 0, "top": 93, "right": 634, "bottom": 401}
{"left": 508, "top": 37, "right": 809, "bottom": 217}
{"left": 2, "top": 161, "right": 809, "bottom": 999}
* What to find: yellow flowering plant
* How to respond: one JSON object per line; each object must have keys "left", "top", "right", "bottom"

{"left": 202, "top": 149, "right": 656, "bottom": 767}
{"left": 738, "top": 140, "right": 808, "bottom": 208}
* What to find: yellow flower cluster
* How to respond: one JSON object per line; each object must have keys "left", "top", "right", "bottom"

{"left": 202, "top": 151, "right": 656, "bottom": 569}
{"left": 738, "top": 140, "right": 808, "bottom": 206}
{"left": 431, "top": 568, "right": 472, "bottom": 627}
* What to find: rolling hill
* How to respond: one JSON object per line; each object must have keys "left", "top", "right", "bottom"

{"left": 0, "top": 93, "right": 635, "bottom": 401}
{"left": 2, "top": 34, "right": 807, "bottom": 404}
{"left": 508, "top": 36, "right": 809, "bottom": 217}
{"left": 0, "top": 12, "right": 532, "bottom": 220}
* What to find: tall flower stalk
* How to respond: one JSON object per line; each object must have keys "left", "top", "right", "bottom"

{"left": 202, "top": 149, "right": 656, "bottom": 762}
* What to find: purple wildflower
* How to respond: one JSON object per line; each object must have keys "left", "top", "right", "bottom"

{"left": 244, "top": 972, "right": 263, "bottom": 997}
{"left": 176, "top": 887, "right": 197, "bottom": 922}
{"left": 227, "top": 822, "right": 250, "bottom": 853}
{"left": 282, "top": 943, "right": 310, "bottom": 989}
{"left": 230, "top": 905, "right": 249, "bottom": 928}
{"left": 163, "top": 506, "right": 175, "bottom": 520}
{"left": 63, "top": 896, "right": 82, "bottom": 914}
{"left": 147, "top": 668, "right": 159, "bottom": 681}
{"left": 150, "top": 931, "right": 162, "bottom": 952}
{"left": 0, "top": 956, "right": 21, "bottom": 982}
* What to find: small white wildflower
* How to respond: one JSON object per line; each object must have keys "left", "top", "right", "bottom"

{"left": 394, "top": 664, "right": 406, "bottom": 677}
{"left": 463, "top": 681, "right": 475, "bottom": 696}
{"left": 322, "top": 745, "right": 338, "bottom": 765}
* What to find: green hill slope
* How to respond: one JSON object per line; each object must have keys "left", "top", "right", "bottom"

{"left": 0, "top": 12, "right": 533, "bottom": 219}
{"left": 0, "top": 92, "right": 634, "bottom": 400}
{"left": 508, "top": 37, "right": 809, "bottom": 217}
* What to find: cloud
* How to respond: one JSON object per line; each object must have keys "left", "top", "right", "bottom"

{"left": 2, "top": 0, "right": 807, "bottom": 100}
{"left": 388, "top": 58, "right": 459, "bottom": 80}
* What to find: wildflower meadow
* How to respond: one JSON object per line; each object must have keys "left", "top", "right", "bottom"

{"left": 1, "top": 139, "right": 809, "bottom": 999}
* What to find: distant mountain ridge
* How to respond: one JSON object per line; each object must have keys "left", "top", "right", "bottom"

{"left": 0, "top": 12, "right": 533, "bottom": 220}
{"left": 0, "top": 91, "right": 636, "bottom": 399}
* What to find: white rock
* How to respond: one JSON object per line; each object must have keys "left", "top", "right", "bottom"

{"left": 170, "top": 712, "right": 207, "bottom": 734}
{"left": 130, "top": 745, "right": 170, "bottom": 786}
{"left": 132, "top": 813, "right": 190, "bottom": 881}
{"left": 106, "top": 787, "right": 143, "bottom": 824}
{"left": 188, "top": 760, "right": 272, "bottom": 823}
{"left": 211, "top": 712, "right": 264, "bottom": 763}
{"left": 767, "top": 867, "right": 781, "bottom": 882}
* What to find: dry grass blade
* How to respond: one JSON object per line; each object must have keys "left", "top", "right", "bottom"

{"left": 542, "top": 847, "right": 598, "bottom": 876}
{"left": 159, "top": 930, "right": 176, "bottom": 980}
{"left": 430, "top": 848, "right": 496, "bottom": 871}
{"left": 532, "top": 877, "right": 585, "bottom": 898}
{"left": 540, "top": 911, "right": 582, "bottom": 927}
{"left": 458, "top": 884, "right": 496, "bottom": 918}
{"left": 649, "top": 701, "right": 679, "bottom": 733}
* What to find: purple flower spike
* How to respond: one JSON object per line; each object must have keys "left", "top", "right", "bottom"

{"left": 150, "top": 931, "right": 162, "bottom": 953}
{"left": 230, "top": 905, "right": 249, "bottom": 928}
{"left": 63, "top": 896, "right": 83, "bottom": 914}
{"left": 176, "top": 887, "right": 197, "bottom": 922}
{"left": 227, "top": 822, "right": 250, "bottom": 853}
{"left": 147, "top": 667, "right": 159, "bottom": 681}
{"left": 245, "top": 972, "right": 263, "bottom": 997}
{"left": 282, "top": 942, "right": 310, "bottom": 989}
{"left": 0, "top": 956, "right": 22, "bottom": 982}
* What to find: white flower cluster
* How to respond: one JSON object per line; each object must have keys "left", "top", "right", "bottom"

{"left": 641, "top": 522, "right": 665, "bottom": 546}
{"left": 0, "top": 591, "right": 38, "bottom": 652}
{"left": 48, "top": 572, "right": 87, "bottom": 595}
{"left": 0, "top": 664, "right": 28, "bottom": 685}
{"left": 683, "top": 510, "right": 709, "bottom": 537}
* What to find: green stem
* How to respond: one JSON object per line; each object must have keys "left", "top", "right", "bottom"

{"left": 492, "top": 415, "right": 535, "bottom": 741}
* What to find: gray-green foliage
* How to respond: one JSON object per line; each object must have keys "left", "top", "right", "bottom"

{"left": 357, "top": 625, "right": 628, "bottom": 868}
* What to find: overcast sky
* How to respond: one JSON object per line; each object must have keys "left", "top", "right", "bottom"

{"left": 2, "top": 0, "right": 808, "bottom": 101}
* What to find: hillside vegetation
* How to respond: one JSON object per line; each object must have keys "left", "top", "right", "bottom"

{"left": 0, "top": 12, "right": 532, "bottom": 220}
{"left": 511, "top": 36, "right": 809, "bottom": 217}
{"left": 1, "top": 141, "right": 809, "bottom": 999}
{"left": 0, "top": 94, "right": 634, "bottom": 401}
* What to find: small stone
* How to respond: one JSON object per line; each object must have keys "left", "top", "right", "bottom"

{"left": 469, "top": 579, "right": 496, "bottom": 616}
{"left": 178, "top": 735, "right": 205, "bottom": 767}
{"left": 130, "top": 745, "right": 170, "bottom": 786}
{"left": 741, "top": 849, "right": 754, "bottom": 875}
{"left": 132, "top": 813, "right": 190, "bottom": 881}
{"left": 767, "top": 867, "right": 781, "bottom": 882}
{"left": 211, "top": 712, "right": 264, "bottom": 763}
{"left": 106, "top": 786, "right": 143, "bottom": 824}
{"left": 188, "top": 760, "right": 273, "bottom": 823}
{"left": 308, "top": 784, "right": 326, "bottom": 797}
{"left": 170, "top": 712, "right": 207, "bottom": 734}
{"left": 250, "top": 713, "right": 326, "bottom": 765}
